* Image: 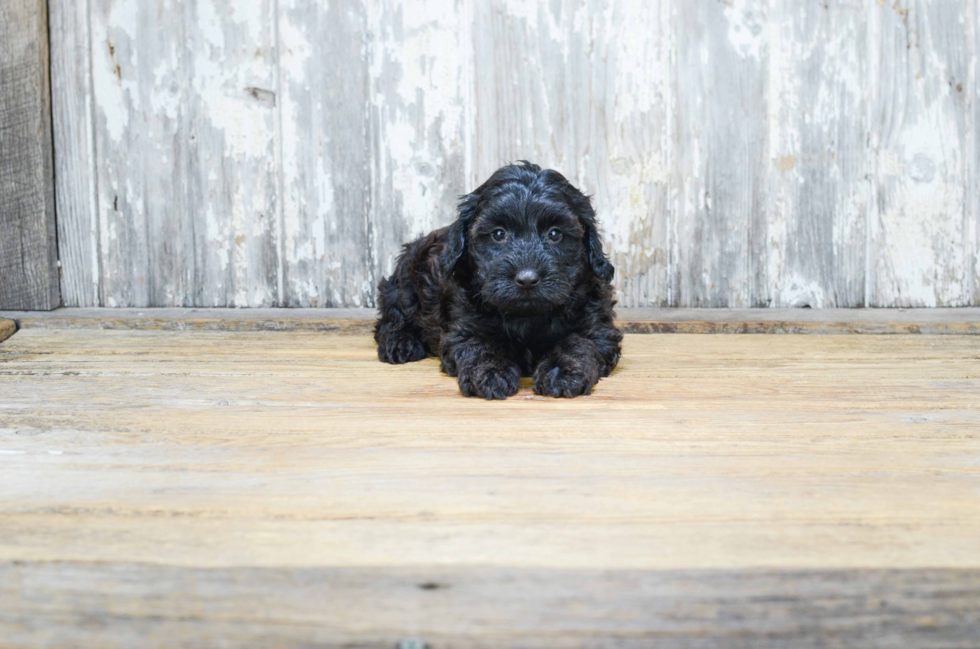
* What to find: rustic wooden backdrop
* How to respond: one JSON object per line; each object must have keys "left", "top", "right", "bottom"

{"left": 49, "top": 0, "right": 979, "bottom": 309}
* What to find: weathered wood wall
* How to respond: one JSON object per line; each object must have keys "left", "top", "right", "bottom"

{"left": 51, "top": 0, "right": 979, "bottom": 308}
{"left": 0, "top": 0, "right": 60, "bottom": 310}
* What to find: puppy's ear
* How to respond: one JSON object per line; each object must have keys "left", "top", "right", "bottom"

{"left": 554, "top": 175, "right": 614, "bottom": 283}
{"left": 584, "top": 217, "right": 615, "bottom": 282}
{"left": 440, "top": 192, "right": 479, "bottom": 272}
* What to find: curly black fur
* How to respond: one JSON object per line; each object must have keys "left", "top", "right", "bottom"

{"left": 375, "top": 162, "right": 623, "bottom": 400}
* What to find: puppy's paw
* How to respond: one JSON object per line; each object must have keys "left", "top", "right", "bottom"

{"left": 377, "top": 332, "right": 428, "bottom": 364}
{"left": 533, "top": 355, "right": 601, "bottom": 398}
{"left": 439, "top": 352, "right": 458, "bottom": 377}
{"left": 458, "top": 360, "right": 521, "bottom": 400}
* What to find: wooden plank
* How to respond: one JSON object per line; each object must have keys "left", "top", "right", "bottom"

{"left": 90, "top": 0, "right": 280, "bottom": 307}
{"left": 89, "top": 0, "right": 166, "bottom": 306}
{"left": 278, "top": 0, "right": 373, "bottom": 307}
{"left": 766, "top": 1, "right": 870, "bottom": 307}
{"left": 366, "top": 1, "right": 471, "bottom": 302}
{"left": 3, "top": 307, "right": 980, "bottom": 335}
{"left": 0, "top": 319, "right": 16, "bottom": 343}
{"left": 1, "top": 331, "right": 979, "bottom": 570}
{"left": 4, "top": 562, "right": 979, "bottom": 647}
{"left": 0, "top": 0, "right": 60, "bottom": 311}
{"left": 471, "top": 1, "right": 673, "bottom": 307}
{"left": 868, "top": 0, "right": 975, "bottom": 306}
{"left": 672, "top": 0, "right": 770, "bottom": 308}
{"left": 49, "top": 0, "right": 101, "bottom": 307}
{"left": 4, "top": 315, "right": 374, "bottom": 334}
{"left": 279, "top": 0, "right": 470, "bottom": 308}
{"left": 1, "top": 330, "right": 980, "bottom": 643}
{"left": 618, "top": 316, "right": 980, "bottom": 335}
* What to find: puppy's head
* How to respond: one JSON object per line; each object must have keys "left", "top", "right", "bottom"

{"left": 441, "top": 161, "right": 613, "bottom": 317}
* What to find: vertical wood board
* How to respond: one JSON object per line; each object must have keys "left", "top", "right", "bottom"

{"left": 672, "top": 0, "right": 770, "bottom": 307}
{"left": 49, "top": 0, "right": 101, "bottom": 307}
{"left": 278, "top": 0, "right": 373, "bottom": 307}
{"left": 0, "top": 0, "right": 60, "bottom": 311}
{"left": 765, "top": 1, "right": 870, "bottom": 308}
{"left": 366, "top": 0, "right": 471, "bottom": 303}
{"left": 89, "top": 0, "right": 280, "bottom": 307}
{"left": 869, "top": 0, "right": 974, "bottom": 307}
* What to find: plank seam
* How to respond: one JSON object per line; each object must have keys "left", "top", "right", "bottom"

{"left": 864, "top": 1, "right": 878, "bottom": 308}
{"left": 273, "top": 0, "right": 285, "bottom": 307}
{"left": 43, "top": 0, "right": 63, "bottom": 309}
{"left": 665, "top": 0, "right": 676, "bottom": 308}
{"left": 969, "top": 0, "right": 979, "bottom": 303}
{"left": 84, "top": 0, "right": 102, "bottom": 307}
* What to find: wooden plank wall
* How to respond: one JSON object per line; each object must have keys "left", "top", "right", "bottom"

{"left": 0, "top": 0, "right": 60, "bottom": 311}
{"left": 50, "top": 0, "right": 979, "bottom": 309}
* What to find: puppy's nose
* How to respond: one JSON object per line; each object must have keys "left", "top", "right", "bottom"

{"left": 515, "top": 269, "right": 540, "bottom": 289}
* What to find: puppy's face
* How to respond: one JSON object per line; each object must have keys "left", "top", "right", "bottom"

{"left": 442, "top": 165, "right": 608, "bottom": 317}
{"left": 441, "top": 163, "right": 614, "bottom": 318}
{"left": 465, "top": 178, "right": 590, "bottom": 317}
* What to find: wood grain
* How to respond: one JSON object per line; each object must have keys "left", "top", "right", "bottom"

{"left": 4, "top": 307, "right": 980, "bottom": 335}
{"left": 0, "top": 0, "right": 60, "bottom": 311}
{"left": 1, "top": 329, "right": 979, "bottom": 644}
{"left": 49, "top": 0, "right": 100, "bottom": 308}
{"left": 278, "top": 0, "right": 470, "bottom": 309}
{"left": 766, "top": 1, "right": 870, "bottom": 308}
{"left": 869, "top": 0, "right": 975, "bottom": 307}
{"left": 278, "top": 0, "right": 374, "bottom": 307}
{"left": 7, "top": 315, "right": 375, "bottom": 334}
{"left": 673, "top": 0, "right": 769, "bottom": 307}
{"left": 2, "top": 330, "right": 979, "bottom": 570}
{"left": 368, "top": 1, "right": 471, "bottom": 303}
{"left": 51, "top": 1, "right": 980, "bottom": 309}
{"left": 89, "top": 0, "right": 280, "bottom": 307}
{"left": 4, "top": 563, "right": 979, "bottom": 648}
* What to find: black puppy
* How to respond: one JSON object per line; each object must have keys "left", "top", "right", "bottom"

{"left": 375, "top": 162, "right": 622, "bottom": 399}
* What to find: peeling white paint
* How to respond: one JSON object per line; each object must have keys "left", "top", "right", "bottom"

{"left": 56, "top": 0, "right": 980, "bottom": 308}
{"left": 92, "top": 8, "right": 139, "bottom": 143}
{"left": 724, "top": 0, "right": 767, "bottom": 61}
{"left": 872, "top": 0, "right": 971, "bottom": 307}
{"left": 779, "top": 273, "right": 831, "bottom": 309}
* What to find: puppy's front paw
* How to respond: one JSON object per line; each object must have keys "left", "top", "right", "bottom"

{"left": 439, "top": 351, "right": 458, "bottom": 377}
{"left": 458, "top": 360, "right": 521, "bottom": 400}
{"left": 533, "top": 355, "right": 601, "bottom": 398}
{"left": 377, "top": 332, "right": 427, "bottom": 364}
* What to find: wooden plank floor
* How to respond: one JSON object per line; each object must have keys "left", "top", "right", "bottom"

{"left": 2, "top": 328, "right": 980, "bottom": 646}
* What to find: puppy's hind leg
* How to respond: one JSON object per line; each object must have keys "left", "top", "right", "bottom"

{"left": 377, "top": 323, "right": 427, "bottom": 364}
{"left": 375, "top": 276, "right": 428, "bottom": 364}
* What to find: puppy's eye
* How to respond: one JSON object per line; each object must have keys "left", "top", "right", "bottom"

{"left": 491, "top": 228, "right": 507, "bottom": 242}
{"left": 547, "top": 228, "right": 562, "bottom": 242}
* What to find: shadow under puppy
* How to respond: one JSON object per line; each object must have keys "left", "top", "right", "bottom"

{"left": 375, "top": 162, "right": 623, "bottom": 399}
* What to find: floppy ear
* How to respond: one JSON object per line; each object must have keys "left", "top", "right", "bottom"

{"left": 439, "top": 192, "right": 479, "bottom": 273}
{"left": 556, "top": 177, "right": 614, "bottom": 283}
{"left": 584, "top": 217, "right": 615, "bottom": 282}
